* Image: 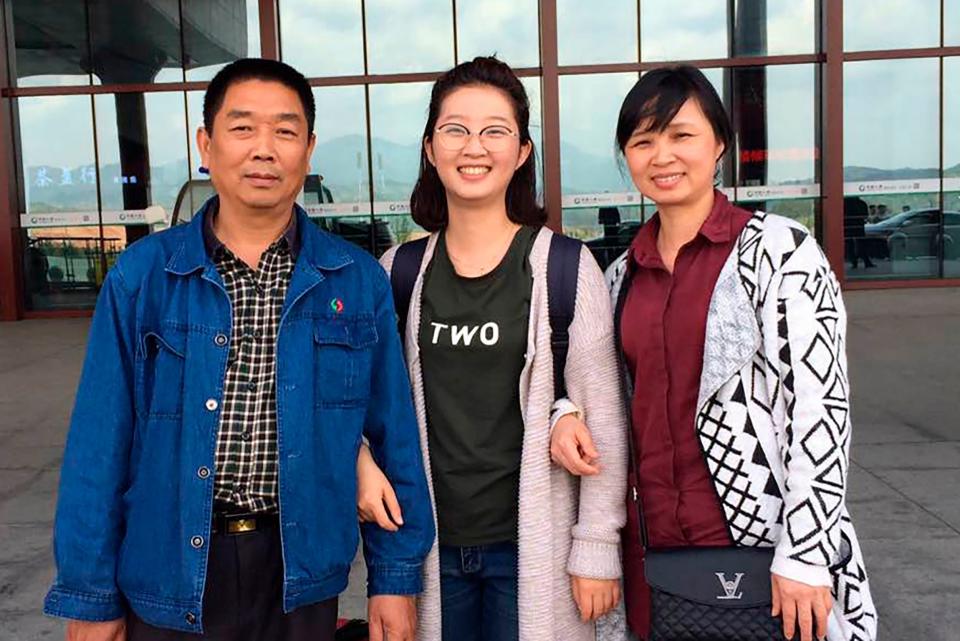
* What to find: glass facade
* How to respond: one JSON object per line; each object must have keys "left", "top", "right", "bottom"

{"left": 3, "top": 0, "right": 960, "bottom": 316}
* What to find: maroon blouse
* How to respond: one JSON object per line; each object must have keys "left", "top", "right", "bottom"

{"left": 619, "top": 191, "right": 753, "bottom": 638}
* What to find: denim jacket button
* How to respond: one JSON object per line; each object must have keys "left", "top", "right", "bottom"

{"left": 214, "top": 333, "right": 228, "bottom": 347}
{"left": 185, "top": 612, "right": 197, "bottom": 625}
{"left": 190, "top": 536, "right": 204, "bottom": 549}
{"left": 197, "top": 467, "right": 211, "bottom": 479}
{"left": 205, "top": 399, "right": 218, "bottom": 411}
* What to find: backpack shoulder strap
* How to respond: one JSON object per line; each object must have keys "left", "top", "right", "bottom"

{"left": 389, "top": 237, "right": 429, "bottom": 340}
{"left": 547, "top": 232, "right": 583, "bottom": 401}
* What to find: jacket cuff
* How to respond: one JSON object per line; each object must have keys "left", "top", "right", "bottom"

{"left": 770, "top": 553, "right": 832, "bottom": 588}
{"left": 567, "top": 537, "right": 622, "bottom": 580}
{"left": 549, "top": 398, "right": 583, "bottom": 434}
{"left": 43, "top": 585, "right": 125, "bottom": 622}
{"left": 366, "top": 562, "right": 424, "bottom": 597}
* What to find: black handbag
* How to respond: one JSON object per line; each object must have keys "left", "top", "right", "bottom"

{"left": 644, "top": 545, "right": 781, "bottom": 641}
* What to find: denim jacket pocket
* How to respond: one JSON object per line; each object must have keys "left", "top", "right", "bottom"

{"left": 137, "top": 326, "right": 187, "bottom": 418}
{"left": 313, "top": 315, "right": 377, "bottom": 408}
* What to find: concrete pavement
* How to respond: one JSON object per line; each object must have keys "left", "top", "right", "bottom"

{"left": 1, "top": 287, "right": 958, "bottom": 640}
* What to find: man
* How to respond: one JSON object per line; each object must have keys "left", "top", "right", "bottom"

{"left": 43, "top": 58, "right": 434, "bottom": 641}
{"left": 318, "top": 174, "right": 335, "bottom": 204}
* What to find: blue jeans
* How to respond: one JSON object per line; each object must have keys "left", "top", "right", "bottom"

{"left": 439, "top": 542, "right": 519, "bottom": 641}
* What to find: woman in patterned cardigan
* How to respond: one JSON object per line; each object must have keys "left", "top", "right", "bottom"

{"left": 552, "top": 65, "right": 878, "bottom": 641}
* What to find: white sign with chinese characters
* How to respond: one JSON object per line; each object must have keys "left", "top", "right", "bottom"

{"left": 843, "top": 179, "right": 942, "bottom": 196}
{"left": 561, "top": 192, "right": 643, "bottom": 209}
{"left": 560, "top": 188, "right": 737, "bottom": 209}
{"left": 303, "top": 203, "right": 371, "bottom": 218}
{"left": 737, "top": 184, "right": 821, "bottom": 202}
{"left": 19, "top": 206, "right": 167, "bottom": 229}
{"left": 372, "top": 201, "right": 411, "bottom": 215}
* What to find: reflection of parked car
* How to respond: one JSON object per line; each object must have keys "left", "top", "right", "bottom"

{"left": 864, "top": 208, "right": 960, "bottom": 260}
{"left": 171, "top": 179, "right": 217, "bottom": 225}
{"left": 171, "top": 178, "right": 393, "bottom": 256}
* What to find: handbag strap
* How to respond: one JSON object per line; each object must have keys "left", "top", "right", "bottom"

{"left": 612, "top": 261, "right": 649, "bottom": 549}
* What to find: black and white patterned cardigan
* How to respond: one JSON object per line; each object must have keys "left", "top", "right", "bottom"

{"left": 605, "top": 211, "right": 878, "bottom": 641}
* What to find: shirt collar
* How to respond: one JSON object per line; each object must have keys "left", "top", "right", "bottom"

{"left": 629, "top": 189, "right": 735, "bottom": 269}
{"left": 203, "top": 200, "right": 301, "bottom": 261}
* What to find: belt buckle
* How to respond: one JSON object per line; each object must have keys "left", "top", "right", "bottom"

{"left": 227, "top": 517, "right": 257, "bottom": 534}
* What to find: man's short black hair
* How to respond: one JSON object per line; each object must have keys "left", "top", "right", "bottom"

{"left": 203, "top": 58, "right": 315, "bottom": 135}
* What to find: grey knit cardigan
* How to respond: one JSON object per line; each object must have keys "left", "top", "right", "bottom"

{"left": 380, "top": 226, "right": 629, "bottom": 641}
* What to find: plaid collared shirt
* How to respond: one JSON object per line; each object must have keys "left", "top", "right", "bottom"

{"left": 206, "top": 211, "right": 298, "bottom": 514}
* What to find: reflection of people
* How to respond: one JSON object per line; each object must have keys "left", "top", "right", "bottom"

{"left": 844, "top": 195, "right": 874, "bottom": 268}
{"left": 877, "top": 203, "right": 890, "bottom": 220}
{"left": 43, "top": 58, "right": 433, "bottom": 641}
{"left": 557, "top": 66, "right": 877, "bottom": 641}
{"left": 24, "top": 242, "right": 50, "bottom": 297}
{"left": 867, "top": 203, "right": 879, "bottom": 223}
{"left": 318, "top": 174, "right": 334, "bottom": 203}
{"left": 356, "top": 56, "right": 628, "bottom": 641}
{"left": 902, "top": 204, "right": 911, "bottom": 212}
{"left": 303, "top": 173, "right": 335, "bottom": 204}
{"left": 590, "top": 205, "right": 625, "bottom": 269}
{"left": 598, "top": 205, "right": 621, "bottom": 237}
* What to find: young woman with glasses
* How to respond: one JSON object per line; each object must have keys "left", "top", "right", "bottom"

{"left": 354, "top": 56, "right": 628, "bottom": 641}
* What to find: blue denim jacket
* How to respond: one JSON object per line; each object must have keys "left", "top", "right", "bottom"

{"left": 43, "top": 199, "right": 435, "bottom": 632}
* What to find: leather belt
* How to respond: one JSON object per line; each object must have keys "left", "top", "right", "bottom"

{"left": 211, "top": 511, "right": 278, "bottom": 535}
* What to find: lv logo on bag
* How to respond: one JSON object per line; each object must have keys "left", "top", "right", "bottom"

{"left": 715, "top": 573, "right": 745, "bottom": 600}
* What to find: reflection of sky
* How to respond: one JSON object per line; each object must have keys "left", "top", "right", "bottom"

{"left": 370, "top": 83, "right": 432, "bottom": 145}
{"left": 641, "top": 3, "right": 727, "bottom": 61}
{"left": 365, "top": 0, "right": 454, "bottom": 74}
{"left": 759, "top": 65, "right": 816, "bottom": 183}
{"left": 559, "top": 73, "right": 638, "bottom": 194}
{"left": 557, "top": 0, "right": 637, "bottom": 65}
{"left": 280, "top": 0, "right": 365, "bottom": 77}
{"left": 844, "top": 0, "right": 940, "bottom": 51}
{"left": 456, "top": 0, "right": 540, "bottom": 67}
{"left": 641, "top": 1, "right": 815, "bottom": 60}
{"left": 844, "top": 58, "right": 939, "bottom": 171}
{"left": 20, "top": 96, "right": 95, "bottom": 169}
{"left": 949, "top": 0, "right": 960, "bottom": 45}
{"left": 13, "top": 1, "right": 958, "bottom": 216}
{"left": 19, "top": 95, "right": 95, "bottom": 211}
{"left": 754, "top": 0, "right": 816, "bottom": 55}
{"left": 946, "top": 58, "right": 960, "bottom": 170}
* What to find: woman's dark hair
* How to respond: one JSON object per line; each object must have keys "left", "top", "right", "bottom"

{"left": 204, "top": 58, "right": 315, "bottom": 135}
{"left": 615, "top": 65, "right": 732, "bottom": 160}
{"left": 410, "top": 56, "right": 545, "bottom": 232}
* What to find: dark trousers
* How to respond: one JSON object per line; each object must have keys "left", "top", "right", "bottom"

{"left": 127, "top": 521, "right": 337, "bottom": 641}
{"left": 439, "top": 542, "right": 519, "bottom": 641}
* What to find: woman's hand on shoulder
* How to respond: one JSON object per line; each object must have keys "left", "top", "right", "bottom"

{"left": 570, "top": 575, "right": 620, "bottom": 621}
{"left": 356, "top": 443, "right": 404, "bottom": 531}
{"left": 550, "top": 414, "right": 600, "bottom": 476}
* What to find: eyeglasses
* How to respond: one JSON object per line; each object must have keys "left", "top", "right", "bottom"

{"left": 434, "top": 123, "right": 519, "bottom": 152}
